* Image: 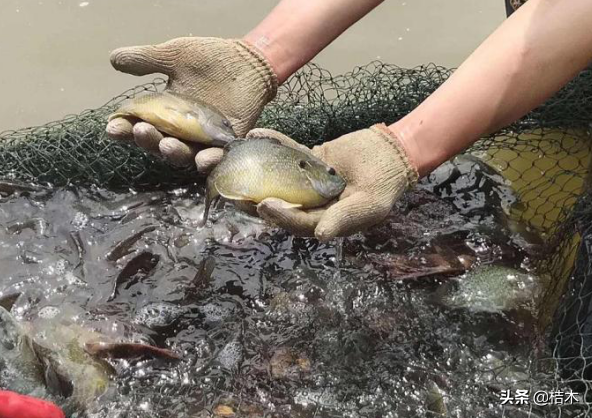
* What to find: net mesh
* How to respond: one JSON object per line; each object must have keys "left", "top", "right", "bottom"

{"left": 1, "top": 61, "right": 592, "bottom": 416}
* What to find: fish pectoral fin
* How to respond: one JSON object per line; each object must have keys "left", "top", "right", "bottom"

{"left": 259, "top": 198, "right": 302, "bottom": 209}
{"left": 43, "top": 359, "right": 74, "bottom": 398}
{"left": 253, "top": 137, "right": 282, "bottom": 146}
{"left": 107, "top": 111, "right": 129, "bottom": 121}
{"left": 217, "top": 191, "right": 250, "bottom": 201}
{"left": 276, "top": 201, "right": 302, "bottom": 209}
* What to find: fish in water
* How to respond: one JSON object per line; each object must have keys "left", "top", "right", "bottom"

{"left": 107, "top": 251, "right": 160, "bottom": 302}
{"left": 435, "top": 265, "right": 539, "bottom": 313}
{"left": 202, "top": 138, "right": 346, "bottom": 224}
{"left": 0, "top": 304, "right": 182, "bottom": 412}
{"left": 425, "top": 381, "right": 448, "bottom": 416}
{"left": 0, "top": 306, "right": 45, "bottom": 397}
{"left": 84, "top": 342, "right": 181, "bottom": 361}
{"left": 0, "top": 306, "right": 111, "bottom": 409}
{"left": 109, "top": 91, "right": 236, "bottom": 146}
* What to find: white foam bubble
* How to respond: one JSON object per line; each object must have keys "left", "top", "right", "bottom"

{"left": 37, "top": 306, "right": 60, "bottom": 319}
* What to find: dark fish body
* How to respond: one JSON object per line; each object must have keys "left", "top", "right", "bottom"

{"left": 105, "top": 226, "right": 157, "bottom": 262}
{"left": 0, "top": 180, "right": 48, "bottom": 196}
{"left": 203, "top": 138, "right": 346, "bottom": 223}
{"left": 108, "top": 251, "right": 160, "bottom": 301}
{"left": 192, "top": 257, "right": 216, "bottom": 290}
{"left": 0, "top": 292, "right": 21, "bottom": 311}
{"left": 109, "top": 91, "right": 236, "bottom": 146}
{"left": 84, "top": 342, "right": 181, "bottom": 361}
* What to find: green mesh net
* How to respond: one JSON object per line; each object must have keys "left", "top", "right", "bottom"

{"left": 1, "top": 62, "right": 592, "bottom": 416}
{"left": 1, "top": 62, "right": 591, "bottom": 189}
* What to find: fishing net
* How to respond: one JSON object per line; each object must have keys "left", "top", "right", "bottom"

{"left": 1, "top": 61, "right": 592, "bottom": 417}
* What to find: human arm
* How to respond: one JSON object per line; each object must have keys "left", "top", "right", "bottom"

{"left": 394, "top": 0, "right": 592, "bottom": 176}
{"left": 244, "top": 0, "right": 385, "bottom": 84}
{"left": 258, "top": 0, "right": 592, "bottom": 240}
{"left": 106, "top": 0, "right": 384, "bottom": 166}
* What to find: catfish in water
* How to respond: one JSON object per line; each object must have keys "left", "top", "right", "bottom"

{"left": 109, "top": 91, "right": 236, "bottom": 146}
{"left": 105, "top": 225, "right": 157, "bottom": 262}
{"left": 107, "top": 251, "right": 160, "bottom": 301}
{"left": 202, "top": 138, "right": 346, "bottom": 224}
{"left": 84, "top": 342, "right": 181, "bottom": 361}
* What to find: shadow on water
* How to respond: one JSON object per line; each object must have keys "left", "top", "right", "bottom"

{"left": 0, "top": 157, "right": 556, "bottom": 417}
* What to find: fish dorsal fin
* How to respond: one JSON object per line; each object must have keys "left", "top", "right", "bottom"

{"left": 275, "top": 201, "right": 302, "bottom": 209}
{"left": 217, "top": 189, "right": 249, "bottom": 201}
{"left": 222, "top": 137, "right": 281, "bottom": 154}
{"left": 252, "top": 137, "right": 282, "bottom": 146}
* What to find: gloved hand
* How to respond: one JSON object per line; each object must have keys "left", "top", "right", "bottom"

{"left": 106, "top": 37, "right": 278, "bottom": 166}
{"left": 244, "top": 124, "right": 419, "bottom": 241}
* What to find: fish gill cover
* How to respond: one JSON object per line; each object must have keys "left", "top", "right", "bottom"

{"left": 0, "top": 62, "right": 591, "bottom": 417}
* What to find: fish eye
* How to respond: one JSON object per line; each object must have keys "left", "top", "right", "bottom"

{"left": 299, "top": 160, "right": 307, "bottom": 169}
{"left": 327, "top": 167, "right": 336, "bottom": 175}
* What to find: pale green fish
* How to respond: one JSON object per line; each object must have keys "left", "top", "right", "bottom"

{"left": 30, "top": 321, "right": 113, "bottom": 407}
{"left": 425, "top": 381, "right": 448, "bottom": 416}
{"left": 0, "top": 306, "right": 111, "bottom": 409}
{"left": 203, "top": 138, "right": 346, "bottom": 223}
{"left": 437, "top": 265, "right": 539, "bottom": 313}
{"left": 109, "top": 91, "right": 236, "bottom": 146}
{"left": 0, "top": 306, "right": 46, "bottom": 396}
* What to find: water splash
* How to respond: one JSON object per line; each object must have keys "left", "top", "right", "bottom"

{"left": 0, "top": 177, "right": 554, "bottom": 417}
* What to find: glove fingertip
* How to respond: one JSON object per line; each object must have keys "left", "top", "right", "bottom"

{"left": 110, "top": 47, "right": 123, "bottom": 67}
{"left": 195, "top": 148, "right": 224, "bottom": 174}
{"left": 110, "top": 45, "right": 174, "bottom": 76}
{"left": 133, "top": 122, "right": 163, "bottom": 154}
{"left": 255, "top": 198, "right": 287, "bottom": 223}
{"left": 257, "top": 198, "right": 320, "bottom": 237}
{"left": 313, "top": 193, "right": 367, "bottom": 241}
{"left": 314, "top": 221, "right": 339, "bottom": 243}
{"left": 110, "top": 47, "right": 136, "bottom": 71}
{"left": 246, "top": 128, "right": 281, "bottom": 139}
{"left": 159, "top": 137, "right": 197, "bottom": 167}
{"left": 106, "top": 117, "right": 134, "bottom": 141}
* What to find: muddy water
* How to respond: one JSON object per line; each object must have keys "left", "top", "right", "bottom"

{"left": 0, "top": 157, "right": 561, "bottom": 418}
{"left": 0, "top": 0, "right": 504, "bottom": 132}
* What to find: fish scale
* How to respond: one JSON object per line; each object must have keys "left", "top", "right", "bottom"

{"left": 109, "top": 91, "right": 236, "bottom": 146}
{"left": 202, "top": 138, "right": 346, "bottom": 224}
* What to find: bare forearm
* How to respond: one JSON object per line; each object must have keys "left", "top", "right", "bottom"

{"left": 392, "top": 0, "right": 592, "bottom": 176}
{"left": 244, "top": 0, "right": 384, "bottom": 84}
